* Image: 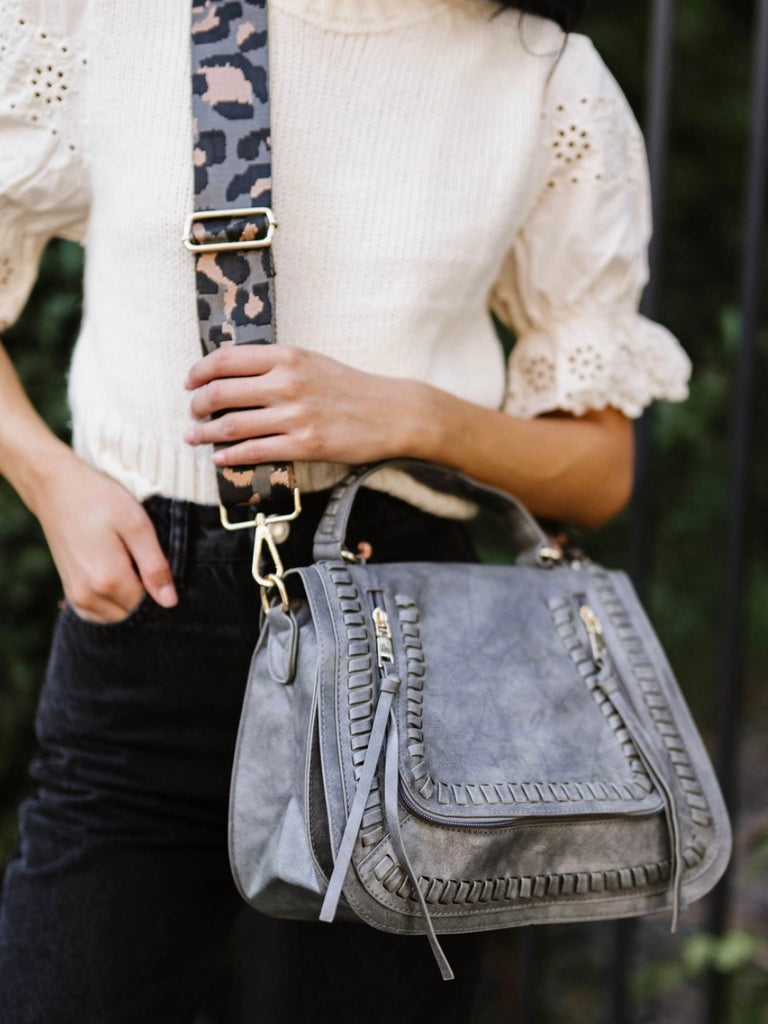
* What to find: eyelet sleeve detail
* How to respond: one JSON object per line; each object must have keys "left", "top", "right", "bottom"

{"left": 490, "top": 34, "right": 691, "bottom": 420}
{"left": 0, "top": 1, "right": 89, "bottom": 331}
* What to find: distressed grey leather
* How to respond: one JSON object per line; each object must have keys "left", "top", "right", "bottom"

{"left": 229, "top": 462, "right": 731, "bottom": 977}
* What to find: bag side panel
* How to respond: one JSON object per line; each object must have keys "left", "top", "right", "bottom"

{"left": 590, "top": 568, "right": 732, "bottom": 902}
{"left": 229, "top": 600, "right": 327, "bottom": 918}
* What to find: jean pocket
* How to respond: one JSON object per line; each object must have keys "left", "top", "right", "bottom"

{"left": 61, "top": 591, "right": 154, "bottom": 632}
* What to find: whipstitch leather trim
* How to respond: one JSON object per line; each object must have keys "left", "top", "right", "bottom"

{"left": 324, "top": 567, "right": 712, "bottom": 918}
{"left": 548, "top": 596, "right": 656, "bottom": 800}
{"left": 314, "top": 475, "right": 358, "bottom": 549}
{"left": 589, "top": 570, "right": 714, "bottom": 830}
{"left": 393, "top": 594, "right": 654, "bottom": 807}
{"left": 328, "top": 566, "right": 385, "bottom": 850}
{"left": 370, "top": 836, "right": 707, "bottom": 908}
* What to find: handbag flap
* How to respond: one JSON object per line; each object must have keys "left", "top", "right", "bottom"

{"left": 333, "top": 561, "right": 665, "bottom": 825}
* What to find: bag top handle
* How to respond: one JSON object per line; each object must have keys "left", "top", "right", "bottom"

{"left": 311, "top": 460, "right": 555, "bottom": 565}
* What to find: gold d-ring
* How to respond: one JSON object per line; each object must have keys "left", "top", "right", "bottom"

{"left": 260, "top": 573, "right": 290, "bottom": 614}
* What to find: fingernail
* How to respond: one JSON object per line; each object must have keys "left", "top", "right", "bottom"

{"left": 158, "top": 585, "right": 178, "bottom": 608}
{"left": 183, "top": 428, "right": 195, "bottom": 443}
{"left": 212, "top": 451, "right": 226, "bottom": 464}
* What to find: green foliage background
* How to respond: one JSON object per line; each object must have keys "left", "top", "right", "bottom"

{"left": 1, "top": 0, "right": 766, "bottom": 1020}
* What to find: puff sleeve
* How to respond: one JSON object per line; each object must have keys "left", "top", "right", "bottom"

{"left": 490, "top": 34, "right": 691, "bottom": 420}
{"left": 0, "top": 1, "right": 90, "bottom": 331}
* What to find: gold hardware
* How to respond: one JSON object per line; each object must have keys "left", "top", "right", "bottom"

{"left": 579, "top": 605, "right": 606, "bottom": 666}
{"left": 252, "top": 518, "right": 286, "bottom": 587}
{"left": 341, "top": 541, "right": 372, "bottom": 565}
{"left": 251, "top": 494, "right": 301, "bottom": 608}
{"left": 537, "top": 545, "right": 564, "bottom": 565}
{"left": 217, "top": 490, "right": 302, "bottom": 610}
{"left": 183, "top": 206, "right": 277, "bottom": 253}
{"left": 373, "top": 607, "right": 391, "bottom": 638}
{"left": 219, "top": 488, "right": 302, "bottom": 533}
{"left": 372, "top": 607, "right": 394, "bottom": 666}
{"left": 260, "top": 573, "right": 289, "bottom": 615}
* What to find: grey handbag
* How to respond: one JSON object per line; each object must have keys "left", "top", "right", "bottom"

{"left": 229, "top": 459, "right": 732, "bottom": 980}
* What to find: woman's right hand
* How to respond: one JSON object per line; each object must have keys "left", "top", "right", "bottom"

{"left": 34, "top": 449, "right": 178, "bottom": 624}
{"left": 0, "top": 341, "right": 176, "bottom": 624}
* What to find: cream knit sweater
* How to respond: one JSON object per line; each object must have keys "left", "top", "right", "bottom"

{"left": 0, "top": 0, "right": 690, "bottom": 512}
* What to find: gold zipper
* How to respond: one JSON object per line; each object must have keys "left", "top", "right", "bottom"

{"left": 372, "top": 607, "right": 394, "bottom": 667}
{"left": 579, "top": 605, "right": 607, "bottom": 666}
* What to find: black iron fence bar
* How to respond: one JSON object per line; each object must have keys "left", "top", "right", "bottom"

{"left": 613, "top": 4, "right": 676, "bottom": 1021}
{"left": 641, "top": 0, "right": 676, "bottom": 322}
{"left": 706, "top": 0, "right": 768, "bottom": 1020}
{"left": 631, "top": 0, "right": 676, "bottom": 599}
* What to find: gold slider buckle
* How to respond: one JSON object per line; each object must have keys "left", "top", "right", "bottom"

{"left": 183, "top": 206, "right": 277, "bottom": 253}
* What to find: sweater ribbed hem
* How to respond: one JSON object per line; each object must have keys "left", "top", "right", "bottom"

{"left": 71, "top": 409, "right": 476, "bottom": 518}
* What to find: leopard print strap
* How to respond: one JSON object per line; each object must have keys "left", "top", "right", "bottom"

{"left": 188, "top": 0, "right": 296, "bottom": 511}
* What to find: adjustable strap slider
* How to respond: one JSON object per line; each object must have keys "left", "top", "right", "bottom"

{"left": 183, "top": 206, "right": 277, "bottom": 252}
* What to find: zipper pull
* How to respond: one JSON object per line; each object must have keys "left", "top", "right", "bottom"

{"left": 372, "top": 607, "right": 394, "bottom": 667}
{"left": 579, "top": 605, "right": 607, "bottom": 666}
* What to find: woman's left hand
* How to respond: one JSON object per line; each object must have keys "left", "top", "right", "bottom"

{"left": 184, "top": 342, "right": 634, "bottom": 528}
{"left": 184, "top": 344, "right": 430, "bottom": 467}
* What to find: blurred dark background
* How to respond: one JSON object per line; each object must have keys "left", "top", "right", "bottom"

{"left": 1, "top": 0, "right": 766, "bottom": 1020}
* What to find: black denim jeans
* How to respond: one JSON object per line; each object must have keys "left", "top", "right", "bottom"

{"left": 0, "top": 489, "right": 485, "bottom": 1024}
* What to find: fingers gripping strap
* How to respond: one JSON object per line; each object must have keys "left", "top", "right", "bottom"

{"left": 190, "top": 0, "right": 295, "bottom": 508}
